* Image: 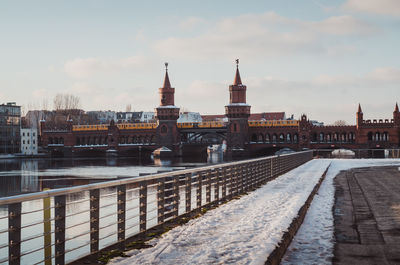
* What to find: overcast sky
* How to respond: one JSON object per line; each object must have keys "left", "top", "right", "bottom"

{"left": 1, "top": 0, "right": 399, "bottom": 124}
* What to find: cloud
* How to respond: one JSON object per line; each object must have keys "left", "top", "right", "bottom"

{"left": 343, "top": 0, "right": 400, "bottom": 16}
{"left": 179, "top": 17, "right": 206, "bottom": 31}
{"left": 153, "top": 12, "right": 377, "bottom": 60}
{"left": 64, "top": 55, "right": 148, "bottom": 79}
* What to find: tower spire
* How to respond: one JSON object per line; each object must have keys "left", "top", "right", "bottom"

{"left": 163, "top": 62, "right": 171, "bottom": 88}
{"left": 233, "top": 59, "right": 242, "bottom": 85}
{"left": 395, "top": 102, "right": 399, "bottom": 112}
{"left": 357, "top": 103, "right": 362, "bottom": 113}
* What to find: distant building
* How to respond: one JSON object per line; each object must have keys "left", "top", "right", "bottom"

{"left": 178, "top": 112, "right": 202, "bottom": 123}
{"left": 0, "top": 102, "right": 21, "bottom": 154}
{"left": 87, "top": 111, "right": 116, "bottom": 124}
{"left": 20, "top": 128, "right": 38, "bottom": 155}
{"left": 140, "top": 112, "right": 156, "bottom": 123}
{"left": 311, "top": 120, "right": 324, "bottom": 127}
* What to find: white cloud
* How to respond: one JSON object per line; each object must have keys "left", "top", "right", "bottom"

{"left": 179, "top": 17, "right": 205, "bottom": 31}
{"left": 64, "top": 55, "right": 148, "bottom": 79}
{"left": 343, "top": 0, "right": 400, "bottom": 16}
{"left": 153, "top": 12, "right": 377, "bottom": 60}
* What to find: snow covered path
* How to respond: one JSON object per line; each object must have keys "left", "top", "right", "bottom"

{"left": 282, "top": 159, "right": 400, "bottom": 265}
{"left": 111, "top": 159, "right": 331, "bottom": 265}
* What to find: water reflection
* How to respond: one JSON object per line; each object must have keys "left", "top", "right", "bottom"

{"left": 0, "top": 152, "right": 224, "bottom": 198}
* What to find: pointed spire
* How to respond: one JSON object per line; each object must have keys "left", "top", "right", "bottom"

{"left": 357, "top": 103, "right": 362, "bottom": 113}
{"left": 163, "top": 62, "right": 171, "bottom": 88}
{"left": 233, "top": 59, "right": 242, "bottom": 85}
{"left": 395, "top": 102, "right": 399, "bottom": 112}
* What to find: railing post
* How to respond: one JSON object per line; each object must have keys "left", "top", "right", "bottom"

{"left": 54, "top": 195, "right": 66, "bottom": 265}
{"left": 206, "top": 170, "right": 211, "bottom": 204}
{"left": 221, "top": 168, "right": 227, "bottom": 200}
{"left": 139, "top": 181, "right": 147, "bottom": 233}
{"left": 90, "top": 189, "right": 100, "bottom": 255}
{"left": 214, "top": 169, "right": 220, "bottom": 204}
{"left": 157, "top": 177, "right": 165, "bottom": 224}
{"left": 8, "top": 202, "right": 21, "bottom": 265}
{"left": 185, "top": 173, "right": 192, "bottom": 213}
{"left": 117, "top": 185, "right": 126, "bottom": 248}
{"left": 197, "top": 172, "right": 203, "bottom": 210}
{"left": 172, "top": 175, "right": 179, "bottom": 217}
{"left": 233, "top": 166, "right": 238, "bottom": 197}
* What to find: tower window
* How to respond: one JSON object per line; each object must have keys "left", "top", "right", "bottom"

{"left": 233, "top": 123, "right": 237, "bottom": 132}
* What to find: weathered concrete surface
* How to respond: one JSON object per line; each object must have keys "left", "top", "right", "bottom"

{"left": 333, "top": 166, "right": 400, "bottom": 264}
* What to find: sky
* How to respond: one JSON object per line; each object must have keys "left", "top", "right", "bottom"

{"left": 0, "top": 0, "right": 399, "bottom": 124}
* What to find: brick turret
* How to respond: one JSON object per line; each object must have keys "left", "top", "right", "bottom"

{"left": 356, "top": 103, "right": 363, "bottom": 129}
{"left": 394, "top": 102, "right": 400, "bottom": 127}
{"left": 225, "top": 59, "right": 251, "bottom": 156}
{"left": 155, "top": 63, "right": 180, "bottom": 153}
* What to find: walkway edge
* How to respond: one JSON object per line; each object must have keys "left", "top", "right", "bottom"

{"left": 265, "top": 163, "right": 331, "bottom": 265}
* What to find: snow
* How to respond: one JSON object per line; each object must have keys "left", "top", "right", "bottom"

{"left": 282, "top": 159, "right": 400, "bottom": 265}
{"left": 111, "top": 160, "right": 331, "bottom": 265}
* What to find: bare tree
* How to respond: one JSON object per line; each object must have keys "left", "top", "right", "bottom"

{"left": 333, "top": 120, "right": 347, "bottom": 126}
{"left": 53, "top": 93, "right": 81, "bottom": 111}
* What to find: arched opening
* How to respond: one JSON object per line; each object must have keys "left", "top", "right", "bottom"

{"left": 348, "top": 132, "right": 354, "bottom": 142}
{"left": 279, "top": 133, "right": 284, "bottom": 143}
{"left": 286, "top": 133, "right": 292, "bottom": 143}
{"left": 54, "top": 138, "right": 59, "bottom": 144}
{"left": 383, "top": 132, "right": 389, "bottom": 141}
{"left": 319, "top": 132, "right": 324, "bottom": 142}
{"left": 265, "top": 133, "right": 270, "bottom": 143}
{"left": 150, "top": 135, "right": 155, "bottom": 144}
{"left": 76, "top": 137, "right": 80, "bottom": 145}
{"left": 367, "top": 132, "right": 373, "bottom": 141}
{"left": 48, "top": 137, "right": 53, "bottom": 144}
{"left": 251, "top": 134, "right": 258, "bottom": 142}
{"left": 341, "top": 133, "right": 347, "bottom": 142}
{"left": 327, "top": 133, "right": 332, "bottom": 142}
{"left": 312, "top": 133, "right": 317, "bottom": 142}
{"left": 272, "top": 134, "right": 277, "bottom": 143}
{"left": 293, "top": 134, "right": 298, "bottom": 143}
{"left": 258, "top": 134, "right": 264, "bottom": 142}
{"left": 375, "top": 132, "right": 381, "bottom": 141}
{"left": 59, "top": 137, "right": 64, "bottom": 145}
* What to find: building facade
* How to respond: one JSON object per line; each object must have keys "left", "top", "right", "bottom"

{"left": 0, "top": 102, "right": 21, "bottom": 154}
{"left": 20, "top": 128, "right": 38, "bottom": 155}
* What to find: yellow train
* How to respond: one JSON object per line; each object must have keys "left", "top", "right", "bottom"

{"left": 72, "top": 120, "right": 299, "bottom": 131}
{"left": 177, "top": 121, "right": 225, "bottom": 129}
{"left": 248, "top": 120, "right": 299, "bottom": 127}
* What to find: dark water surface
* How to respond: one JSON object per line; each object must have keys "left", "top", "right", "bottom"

{"left": 0, "top": 153, "right": 223, "bottom": 198}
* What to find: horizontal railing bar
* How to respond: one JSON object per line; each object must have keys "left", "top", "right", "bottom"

{"left": 125, "top": 205, "right": 140, "bottom": 212}
{"left": 20, "top": 242, "right": 53, "bottom": 258}
{"left": 100, "top": 202, "right": 118, "bottom": 209}
{"left": 0, "top": 151, "right": 309, "bottom": 205}
{"left": 65, "top": 198, "right": 91, "bottom": 206}
{"left": 32, "top": 255, "right": 55, "bottom": 265}
{"left": 64, "top": 241, "right": 90, "bottom": 255}
{"left": 65, "top": 208, "right": 90, "bottom": 218}
{"left": 99, "top": 211, "right": 118, "bottom": 220}
{"left": 65, "top": 220, "right": 89, "bottom": 231}
{"left": 21, "top": 206, "right": 52, "bottom": 216}
{"left": 100, "top": 192, "right": 118, "bottom": 199}
{"left": 20, "top": 217, "right": 54, "bottom": 230}
{"left": 98, "top": 230, "right": 118, "bottom": 241}
{"left": 21, "top": 230, "right": 53, "bottom": 244}
{"left": 99, "top": 221, "right": 117, "bottom": 231}
{"left": 125, "top": 213, "right": 140, "bottom": 220}
{"left": 65, "top": 231, "right": 90, "bottom": 242}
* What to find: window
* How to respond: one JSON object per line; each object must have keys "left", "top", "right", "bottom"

{"left": 27, "top": 140, "right": 30, "bottom": 144}
{"left": 27, "top": 132, "right": 30, "bottom": 136}
{"left": 33, "top": 140, "right": 35, "bottom": 144}
{"left": 33, "top": 132, "right": 35, "bottom": 136}
{"left": 22, "top": 132, "right": 25, "bottom": 136}
{"left": 23, "top": 140, "right": 25, "bottom": 144}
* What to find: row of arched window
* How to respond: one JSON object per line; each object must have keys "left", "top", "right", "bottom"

{"left": 367, "top": 131, "right": 389, "bottom": 142}
{"left": 48, "top": 137, "right": 64, "bottom": 145}
{"left": 311, "top": 132, "right": 356, "bottom": 143}
{"left": 75, "top": 135, "right": 156, "bottom": 146}
{"left": 251, "top": 133, "right": 299, "bottom": 144}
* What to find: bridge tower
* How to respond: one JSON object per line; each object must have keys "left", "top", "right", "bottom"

{"left": 225, "top": 59, "right": 251, "bottom": 156}
{"left": 298, "top": 114, "right": 311, "bottom": 149}
{"left": 394, "top": 103, "right": 400, "bottom": 126}
{"left": 356, "top": 103, "right": 363, "bottom": 129}
{"left": 155, "top": 63, "right": 180, "bottom": 152}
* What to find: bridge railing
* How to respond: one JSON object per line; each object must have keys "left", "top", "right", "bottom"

{"left": 0, "top": 151, "right": 312, "bottom": 265}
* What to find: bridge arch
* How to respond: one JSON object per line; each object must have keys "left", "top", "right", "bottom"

{"left": 265, "top": 133, "right": 270, "bottom": 143}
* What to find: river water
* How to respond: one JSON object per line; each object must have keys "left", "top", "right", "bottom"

{"left": 0, "top": 153, "right": 224, "bottom": 264}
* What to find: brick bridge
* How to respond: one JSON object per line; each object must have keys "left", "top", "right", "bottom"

{"left": 40, "top": 62, "right": 400, "bottom": 157}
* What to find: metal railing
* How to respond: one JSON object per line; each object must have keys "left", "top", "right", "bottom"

{"left": 0, "top": 151, "right": 312, "bottom": 265}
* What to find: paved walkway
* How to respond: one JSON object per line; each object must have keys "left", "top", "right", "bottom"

{"left": 333, "top": 166, "right": 400, "bottom": 264}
